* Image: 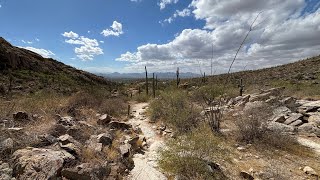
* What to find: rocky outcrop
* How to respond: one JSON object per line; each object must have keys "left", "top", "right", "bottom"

{"left": 227, "top": 87, "right": 320, "bottom": 136}
{"left": 11, "top": 147, "right": 75, "bottom": 179}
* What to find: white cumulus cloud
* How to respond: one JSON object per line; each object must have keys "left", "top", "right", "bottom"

{"left": 62, "top": 31, "right": 79, "bottom": 39}
{"left": 161, "top": 8, "right": 191, "bottom": 24}
{"left": 159, "top": 0, "right": 179, "bottom": 10}
{"left": 101, "top": 21, "right": 124, "bottom": 37}
{"left": 21, "top": 46, "right": 55, "bottom": 58}
{"left": 118, "top": 0, "right": 320, "bottom": 73}
{"left": 63, "top": 32, "right": 103, "bottom": 61}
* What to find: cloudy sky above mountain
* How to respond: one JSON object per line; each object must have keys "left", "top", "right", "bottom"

{"left": 0, "top": 0, "right": 319, "bottom": 74}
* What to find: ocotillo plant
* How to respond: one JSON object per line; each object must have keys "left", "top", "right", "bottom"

{"left": 145, "top": 66, "right": 148, "bottom": 95}
{"left": 152, "top": 73, "right": 156, "bottom": 98}
{"left": 176, "top": 67, "right": 180, "bottom": 87}
{"left": 238, "top": 78, "right": 244, "bottom": 96}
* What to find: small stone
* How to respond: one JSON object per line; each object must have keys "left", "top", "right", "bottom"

{"left": 303, "top": 166, "right": 318, "bottom": 176}
{"left": 237, "top": 146, "right": 246, "bottom": 151}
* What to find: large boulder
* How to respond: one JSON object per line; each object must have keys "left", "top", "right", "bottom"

{"left": 11, "top": 147, "right": 75, "bottom": 179}
{"left": 298, "top": 123, "right": 320, "bottom": 136}
{"left": 267, "top": 122, "right": 296, "bottom": 133}
{"left": 61, "top": 162, "right": 111, "bottom": 180}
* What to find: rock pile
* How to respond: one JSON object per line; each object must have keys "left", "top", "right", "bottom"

{"left": 227, "top": 87, "right": 320, "bottom": 136}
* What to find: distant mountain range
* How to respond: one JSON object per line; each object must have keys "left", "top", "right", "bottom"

{"left": 99, "top": 72, "right": 201, "bottom": 79}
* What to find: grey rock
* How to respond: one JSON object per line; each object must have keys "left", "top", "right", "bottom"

{"left": 120, "top": 143, "right": 131, "bottom": 157}
{"left": 0, "top": 138, "right": 14, "bottom": 151}
{"left": 273, "top": 106, "right": 291, "bottom": 116}
{"left": 97, "top": 133, "right": 113, "bottom": 146}
{"left": 272, "top": 116, "right": 286, "bottom": 123}
{"left": 283, "top": 113, "right": 303, "bottom": 125}
{"left": 298, "top": 123, "right": 320, "bottom": 135}
{"left": 0, "top": 161, "right": 14, "bottom": 180}
{"left": 11, "top": 147, "right": 75, "bottom": 179}
{"left": 289, "top": 120, "right": 303, "bottom": 126}
{"left": 303, "top": 166, "right": 318, "bottom": 176}
{"left": 267, "top": 122, "right": 296, "bottom": 133}
{"left": 108, "top": 121, "right": 132, "bottom": 130}
{"left": 97, "top": 114, "right": 113, "bottom": 126}
{"left": 61, "top": 162, "right": 111, "bottom": 180}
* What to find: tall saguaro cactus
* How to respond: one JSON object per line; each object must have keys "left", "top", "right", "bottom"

{"left": 145, "top": 66, "right": 148, "bottom": 95}
{"left": 238, "top": 78, "right": 244, "bottom": 96}
{"left": 176, "top": 67, "right": 180, "bottom": 87}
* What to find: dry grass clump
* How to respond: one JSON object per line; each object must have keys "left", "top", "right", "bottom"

{"left": 159, "top": 124, "right": 227, "bottom": 180}
{"left": 235, "top": 105, "right": 303, "bottom": 152}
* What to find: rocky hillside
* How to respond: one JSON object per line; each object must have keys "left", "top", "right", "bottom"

{"left": 0, "top": 37, "right": 114, "bottom": 94}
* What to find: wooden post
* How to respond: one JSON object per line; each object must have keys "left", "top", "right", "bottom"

{"left": 145, "top": 66, "right": 148, "bottom": 95}
{"left": 138, "top": 87, "right": 141, "bottom": 95}
{"left": 152, "top": 73, "right": 155, "bottom": 98}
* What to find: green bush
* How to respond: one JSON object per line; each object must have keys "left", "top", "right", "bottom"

{"left": 149, "top": 90, "right": 199, "bottom": 133}
{"left": 159, "top": 124, "right": 227, "bottom": 180}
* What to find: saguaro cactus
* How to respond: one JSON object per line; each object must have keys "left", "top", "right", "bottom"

{"left": 238, "top": 78, "right": 244, "bottom": 96}
{"left": 176, "top": 67, "right": 180, "bottom": 87}
{"left": 145, "top": 66, "right": 148, "bottom": 95}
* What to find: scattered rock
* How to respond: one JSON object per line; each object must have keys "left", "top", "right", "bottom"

{"left": 97, "top": 114, "right": 113, "bottom": 126}
{"left": 0, "top": 138, "right": 14, "bottom": 152}
{"left": 283, "top": 113, "right": 303, "bottom": 125}
{"left": 56, "top": 115, "right": 74, "bottom": 126}
{"left": 85, "top": 135, "right": 103, "bottom": 152}
{"left": 119, "top": 143, "right": 131, "bottom": 157}
{"left": 61, "top": 162, "right": 111, "bottom": 180}
{"left": 289, "top": 120, "right": 303, "bottom": 126}
{"left": 0, "top": 161, "right": 14, "bottom": 180}
{"left": 267, "top": 122, "right": 296, "bottom": 133}
{"left": 298, "top": 123, "right": 320, "bottom": 135}
{"left": 97, "top": 133, "right": 113, "bottom": 146}
{"left": 272, "top": 115, "right": 286, "bottom": 123}
{"left": 240, "top": 171, "right": 254, "bottom": 180}
{"left": 273, "top": 106, "right": 291, "bottom": 116}
{"left": 38, "top": 134, "right": 58, "bottom": 146}
{"left": 108, "top": 121, "right": 132, "bottom": 130}
{"left": 303, "top": 166, "right": 318, "bottom": 176}
{"left": 12, "top": 147, "right": 75, "bottom": 179}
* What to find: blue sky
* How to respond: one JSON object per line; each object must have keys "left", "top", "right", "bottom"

{"left": 1, "top": 0, "right": 320, "bottom": 74}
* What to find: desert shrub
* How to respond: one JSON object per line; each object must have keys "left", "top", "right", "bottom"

{"left": 149, "top": 90, "right": 200, "bottom": 133}
{"left": 159, "top": 124, "right": 227, "bottom": 180}
{"left": 99, "top": 98, "right": 127, "bottom": 117}
{"left": 133, "top": 93, "right": 149, "bottom": 102}
{"left": 236, "top": 105, "right": 300, "bottom": 151}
